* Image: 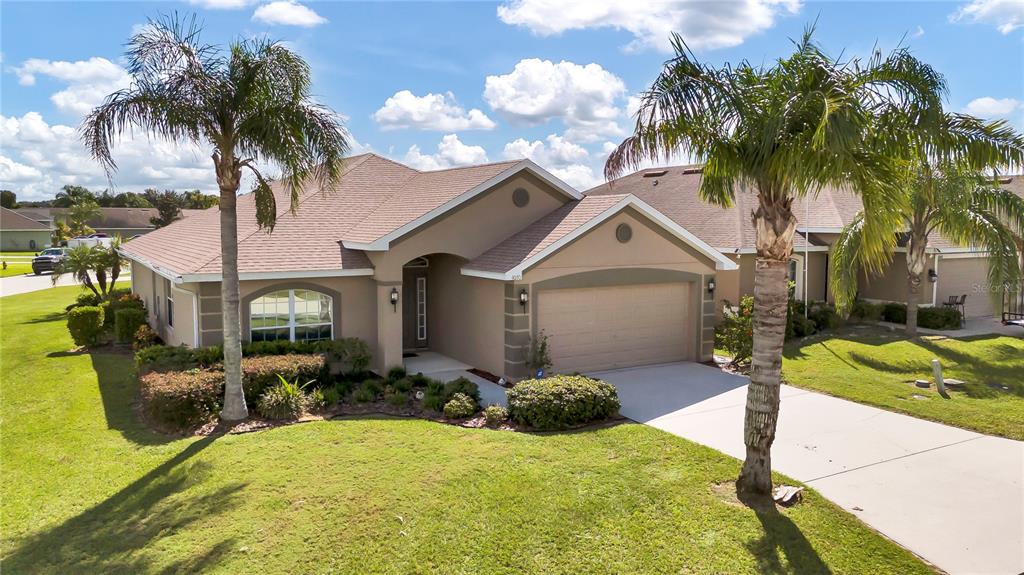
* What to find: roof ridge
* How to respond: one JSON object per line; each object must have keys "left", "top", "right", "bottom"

{"left": 419, "top": 158, "right": 520, "bottom": 174}
{"left": 1, "top": 206, "right": 50, "bottom": 229}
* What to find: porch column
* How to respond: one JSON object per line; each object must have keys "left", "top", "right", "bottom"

{"left": 375, "top": 281, "right": 403, "bottom": 374}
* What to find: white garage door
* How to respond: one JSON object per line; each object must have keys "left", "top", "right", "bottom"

{"left": 537, "top": 283, "right": 694, "bottom": 373}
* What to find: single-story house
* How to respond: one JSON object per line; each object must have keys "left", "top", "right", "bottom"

{"left": 586, "top": 167, "right": 1024, "bottom": 320}
{"left": 0, "top": 207, "right": 52, "bottom": 251}
{"left": 14, "top": 207, "right": 205, "bottom": 239}
{"left": 121, "top": 154, "right": 735, "bottom": 377}
{"left": 121, "top": 154, "right": 1020, "bottom": 379}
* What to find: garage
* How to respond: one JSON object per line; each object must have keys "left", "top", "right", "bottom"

{"left": 537, "top": 282, "right": 694, "bottom": 373}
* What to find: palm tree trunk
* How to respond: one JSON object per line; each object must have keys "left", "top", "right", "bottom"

{"left": 737, "top": 195, "right": 797, "bottom": 496}
{"left": 905, "top": 236, "right": 927, "bottom": 337}
{"left": 96, "top": 268, "right": 108, "bottom": 296}
{"left": 218, "top": 179, "right": 248, "bottom": 421}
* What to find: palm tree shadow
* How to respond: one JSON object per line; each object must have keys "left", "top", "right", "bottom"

{"left": 87, "top": 349, "right": 178, "bottom": 445}
{"left": 2, "top": 435, "right": 245, "bottom": 574}
{"left": 738, "top": 490, "right": 833, "bottom": 575}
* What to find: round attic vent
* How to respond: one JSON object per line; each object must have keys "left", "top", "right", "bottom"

{"left": 512, "top": 187, "right": 530, "bottom": 207}
{"left": 615, "top": 223, "right": 633, "bottom": 243}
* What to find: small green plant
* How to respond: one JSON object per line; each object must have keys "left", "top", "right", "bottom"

{"left": 361, "top": 378, "right": 384, "bottom": 397}
{"left": 386, "top": 366, "right": 407, "bottom": 381}
{"left": 352, "top": 385, "right": 375, "bottom": 404}
{"left": 114, "top": 308, "right": 147, "bottom": 343}
{"left": 133, "top": 324, "right": 159, "bottom": 350}
{"left": 525, "top": 330, "right": 553, "bottom": 374}
{"left": 67, "top": 305, "right": 104, "bottom": 346}
{"left": 256, "top": 374, "right": 313, "bottom": 420}
{"left": 483, "top": 404, "right": 509, "bottom": 427}
{"left": 409, "top": 373, "right": 430, "bottom": 388}
{"left": 442, "top": 377, "right": 480, "bottom": 405}
{"left": 320, "top": 386, "right": 341, "bottom": 407}
{"left": 392, "top": 377, "right": 413, "bottom": 393}
{"left": 386, "top": 392, "right": 408, "bottom": 408}
{"left": 308, "top": 388, "right": 327, "bottom": 411}
{"left": 849, "top": 300, "right": 883, "bottom": 322}
{"left": 443, "top": 393, "right": 477, "bottom": 419}
{"left": 715, "top": 296, "right": 752, "bottom": 366}
{"left": 422, "top": 392, "right": 443, "bottom": 412}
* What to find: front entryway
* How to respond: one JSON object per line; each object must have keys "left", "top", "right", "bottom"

{"left": 403, "top": 258, "right": 429, "bottom": 350}
{"left": 536, "top": 282, "right": 694, "bottom": 373}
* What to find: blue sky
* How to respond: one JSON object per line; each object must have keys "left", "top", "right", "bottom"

{"left": 1, "top": 0, "right": 1022, "bottom": 200}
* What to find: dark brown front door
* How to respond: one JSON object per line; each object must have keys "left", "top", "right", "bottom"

{"left": 403, "top": 266, "right": 428, "bottom": 350}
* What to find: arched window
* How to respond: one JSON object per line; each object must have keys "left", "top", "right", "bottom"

{"left": 249, "top": 289, "right": 333, "bottom": 342}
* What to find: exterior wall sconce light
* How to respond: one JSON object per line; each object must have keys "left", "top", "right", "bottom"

{"left": 927, "top": 269, "right": 938, "bottom": 283}
{"left": 390, "top": 287, "right": 400, "bottom": 311}
{"left": 519, "top": 288, "right": 529, "bottom": 309}
{"left": 707, "top": 278, "right": 716, "bottom": 293}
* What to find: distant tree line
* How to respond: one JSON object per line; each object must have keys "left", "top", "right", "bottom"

{"left": 2, "top": 185, "right": 218, "bottom": 228}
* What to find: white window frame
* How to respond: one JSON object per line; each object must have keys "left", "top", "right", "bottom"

{"left": 789, "top": 254, "right": 805, "bottom": 300}
{"left": 166, "top": 296, "right": 174, "bottom": 329}
{"left": 416, "top": 276, "right": 427, "bottom": 341}
{"left": 249, "top": 289, "right": 333, "bottom": 343}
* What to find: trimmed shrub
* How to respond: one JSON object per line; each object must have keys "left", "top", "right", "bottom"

{"left": 361, "top": 378, "right": 384, "bottom": 397}
{"left": 133, "top": 324, "right": 159, "bottom": 350}
{"left": 507, "top": 375, "right": 620, "bottom": 431}
{"left": 443, "top": 377, "right": 480, "bottom": 405}
{"left": 256, "top": 375, "right": 311, "bottom": 420}
{"left": 483, "top": 404, "right": 508, "bottom": 427}
{"left": 790, "top": 314, "right": 817, "bottom": 338}
{"left": 808, "top": 304, "right": 841, "bottom": 331}
{"left": 136, "top": 345, "right": 198, "bottom": 374}
{"left": 139, "top": 369, "right": 223, "bottom": 428}
{"left": 114, "top": 308, "right": 147, "bottom": 343}
{"left": 919, "top": 306, "right": 962, "bottom": 330}
{"left": 386, "top": 366, "right": 407, "bottom": 382}
{"left": 409, "top": 373, "right": 430, "bottom": 388}
{"left": 443, "top": 393, "right": 477, "bottom": 419}
{"left": 241, "top": 354, "right": 327, "bottom": 404}
{"left": 327, "top": 337, "right": 372, "bottom": 375}
{"left": 67, "top": 305, "right": 104, "bottom": 346}
{"left": 849, "top": 300, "right": 883, "bottom": 321}
{"left": 715, "top": 296, "right": 753, "bottom": 364}
{"left": 882, "top": 302, "right": 907, "bottom": 324}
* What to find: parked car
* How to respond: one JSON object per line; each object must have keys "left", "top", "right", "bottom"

{"left": 31, "top": 247, "right": 69, "bottom": 275}
{"left": 67, "top": 236, "right": 114, "bottom": 248}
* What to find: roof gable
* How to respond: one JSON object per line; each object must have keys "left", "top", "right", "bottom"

{"left": 1, "top": 207, "right": 50, "bottom": 230}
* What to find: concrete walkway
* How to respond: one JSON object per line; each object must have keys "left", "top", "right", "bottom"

{"left": 0, "top": 272, "right": 130, "bottom": 297}
{"left": 404, "top": 351, "right": 508, "bottom": 407}
{"left": 593, "top": 362, "right": 1024, "bottom": 575}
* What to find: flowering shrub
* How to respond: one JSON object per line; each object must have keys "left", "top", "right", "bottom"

{"left": 715, "top": 296, "right": 753, "bottom": 366}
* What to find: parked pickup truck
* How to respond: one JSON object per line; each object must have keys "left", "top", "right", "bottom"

{"left": 31, "top": 247, "right": 69, "bottom": 275}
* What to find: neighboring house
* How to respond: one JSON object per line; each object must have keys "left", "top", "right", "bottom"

{"left": 587, "top": 167, "right": 1024, "bottom": 320}
{"left": 121, "top": 154, "right": 735, "bottom": 377}
{"left": 0, "top": 207, "right": 52, "bottom": 251}
{"left": 14, "top": 207, "right": 205, "bottom": 239}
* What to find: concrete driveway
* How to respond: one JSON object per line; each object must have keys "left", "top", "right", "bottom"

{"left": 592, "top": 362, "right": 1024, "bottom": 575}
{"left": 0, "top": 272, "right": 128, "bottom": 297}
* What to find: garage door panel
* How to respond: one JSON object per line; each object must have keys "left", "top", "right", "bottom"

{"left": 537, "top": 283, "right": 693, "bottom": 373}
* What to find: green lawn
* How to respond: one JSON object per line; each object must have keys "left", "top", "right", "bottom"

{"left": 0, "top": 287, "right": 932, "bottom": 574}
{"left": 783, "top": 327, "right": 1024, "bottom": 440}
{"left": 0, "top": 262, "right": 33, "bottom": 277}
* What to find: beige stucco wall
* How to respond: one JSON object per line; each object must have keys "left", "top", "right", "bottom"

{"left": 130, "top": 260, "right": 195, "bottom": 345}
{"left": 524, "top": 209, "right": 716, "bottom": 282}
{"left": 426, "top": 254, "right": 505, "bottom": 375}
{"left": 1, "top": 230, "right": 51, "bottom": 251}
{"left": 166, "top": 283, "right": 197, "bottom": 347}
{"left": 367, "top": 172, "right": 570, "bottom": 282}
{"left": 936, "top": 256, "right": 999, "bottom": 317}
{"left": 858, "top": 252, "right": 937, "bottom": 306}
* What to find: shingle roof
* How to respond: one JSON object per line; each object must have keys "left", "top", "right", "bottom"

{"left": 586, "top": 167, "right": 1022, "bottom": 252}
{"left": 120, "top": 154, "right": 528, "bottom": 278}
{"left": 15, "top": 207, "right": 160, "bottom": 229}
{"left": 1, "top": 207, "right": 50, "bottom": 230}
{"left": 465, "top": 194, "right": 629, "bottom": 274}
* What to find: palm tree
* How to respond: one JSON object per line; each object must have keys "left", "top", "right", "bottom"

{"left": 831, "top": 145, "right": 1024, "bottom": 336}
{"left": 93, "top": 238, "right": 126, "bottom": 295}
{"left": 81, "top": 15, "right": 349, "bottom": 420}
{"left": 53, "top": 246, "right": 100, "bottom": 296}
{"left": 605, "top": 29, "right": 952, "bottom": 495}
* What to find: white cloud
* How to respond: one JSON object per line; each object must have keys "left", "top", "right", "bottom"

{"left": 549, "top": 164, "right": 601, "bottom": 190}
{"left": 497, "top": 0, "right": 801, "bottom": 52}
{"left": 402, "top": 134, "right": 488, "bottom": 170}
{"left": 0, "top": 112, "right": 220, "bottom": 201}
{"left": 484, "top": 58, "right": 626, "bottom": 142}
{"left": 964, "top": 97, "right": 1023, "bottom": 119}
{"left": 188, "top": 0, "right": 254, "bottom": 8}
{"left": 911, "top": 25, "right": 925, "bottom": 38}
{"left": 252, "top": 1, "right": 327, "bottom": 27}
{"left": 502, "top": 133, "right": 589, "bottom": 167}
{"left": 951, "top": 0, "right": 1024, "bottom": 34}
{"left": 373, "top": 90, "right": 496, "bottom": 131}
{"left": 13, "top": 57, "right": 131, "bottom": 116}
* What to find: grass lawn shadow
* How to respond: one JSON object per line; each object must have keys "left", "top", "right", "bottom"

{"left": 737, "top": 490, "right": 833, "bottom": 575}
{"left": 88, "top": 349, "right": 178, "bottom": 446}
{"left": 2, "top": 435, "right": 243, "bottom": 575}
